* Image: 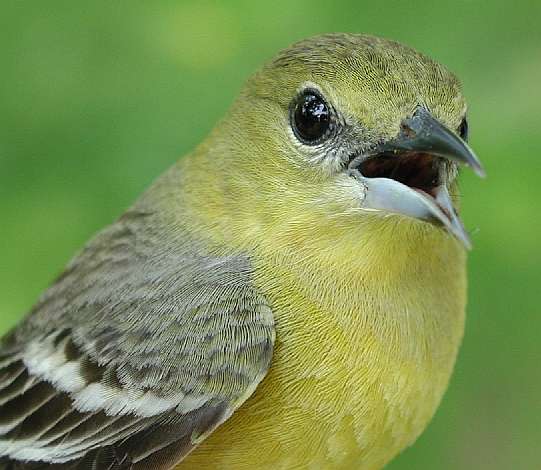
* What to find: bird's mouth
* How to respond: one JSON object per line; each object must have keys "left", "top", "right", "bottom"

{"left": 347, "top": 108, "right": 485, "bottom": 249}
{"left": 359, "top": 152, "right": 441, "bottom": 199}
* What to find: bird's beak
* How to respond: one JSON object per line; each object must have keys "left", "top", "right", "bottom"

{"left": 348, "top": 107, "right": 485, "bottom": 249}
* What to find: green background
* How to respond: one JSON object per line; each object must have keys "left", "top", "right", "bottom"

{"left": 1, "top": 1, "right": 539, "bottom": 469}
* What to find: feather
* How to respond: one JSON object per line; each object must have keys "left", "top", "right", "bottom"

{"left": 0, "top": 205, "right": 275, "bottom": 468}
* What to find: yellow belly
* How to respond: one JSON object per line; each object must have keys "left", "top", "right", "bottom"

{"left": 179, "top": 256, "right": 465, "bottom": 469}
{"left": 177, "top": 213, "right": 467, "bottom": 469}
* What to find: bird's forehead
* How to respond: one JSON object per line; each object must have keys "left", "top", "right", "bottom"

{"left": 258, "top": 34, "right": 467, "bottom": 136}
{"left": 326, "top": 56, "right": 465, "bottom": 135}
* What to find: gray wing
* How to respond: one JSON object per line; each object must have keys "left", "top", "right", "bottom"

{"left": 0, "top": 206, "right": 275, "bottom": 469}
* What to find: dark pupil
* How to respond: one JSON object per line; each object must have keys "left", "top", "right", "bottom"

{"left": 294, "top": 93, "right": 330, "bottom": 142}
{"left": 458, "top": 118, "right": 468, "bottom": 141}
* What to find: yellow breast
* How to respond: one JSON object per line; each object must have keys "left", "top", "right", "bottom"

{"left": 179, "top": 216, "right": 467, "bottom": 470}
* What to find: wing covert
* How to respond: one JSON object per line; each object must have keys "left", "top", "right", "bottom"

{"left": 0, "top": 203, "right": 275, "bottom": 469}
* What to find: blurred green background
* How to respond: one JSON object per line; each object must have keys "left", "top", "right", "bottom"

{"left": 1, "top": 1, "right": 539, "bottom": 469}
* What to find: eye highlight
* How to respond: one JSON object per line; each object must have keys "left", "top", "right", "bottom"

{"left": 458, "top": 117, "right": 468, "bottom": 141}
{"left": 290, "top": 89, "right": 331, "bottom": 144}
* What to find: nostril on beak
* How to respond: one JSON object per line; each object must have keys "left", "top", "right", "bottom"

{"left": 399, "top": 122, "right": 417, "bottom": 139}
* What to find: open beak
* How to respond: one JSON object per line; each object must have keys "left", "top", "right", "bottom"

{"left": 348, "top": 107, "right": 485, "bottom": 249}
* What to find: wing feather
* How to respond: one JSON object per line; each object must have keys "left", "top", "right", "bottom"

{"left": 0, "top": 200, "right": 274, "bottom": 468}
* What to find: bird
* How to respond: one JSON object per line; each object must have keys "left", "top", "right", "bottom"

{"left": 0, "top": 33, "right": 484, "bottom": 469}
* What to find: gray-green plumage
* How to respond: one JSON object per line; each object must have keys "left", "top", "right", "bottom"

{"left": 0, "top": 165, "right": 275, "bottom": 468}
{"left": 0, "top": 32, "right": 482, "bottom": 470}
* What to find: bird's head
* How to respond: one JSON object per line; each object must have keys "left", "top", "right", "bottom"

{"left": 191, "top": 34, "right": 484, "bottom": 253}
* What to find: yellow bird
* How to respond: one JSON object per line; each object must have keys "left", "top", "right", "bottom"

{"left": 0, "top": 33, "right": 483, "bottom": 469}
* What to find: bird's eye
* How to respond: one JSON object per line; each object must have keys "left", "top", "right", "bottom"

{"left": 458, "top": 117, "right": 468, "bottom": 141}
{"left": 291, "top": 90, "right": 331, "bottom": 144}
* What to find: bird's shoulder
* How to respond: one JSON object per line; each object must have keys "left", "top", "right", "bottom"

{"left": 0, "top": 201, "right": 275, "bottom": 469}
